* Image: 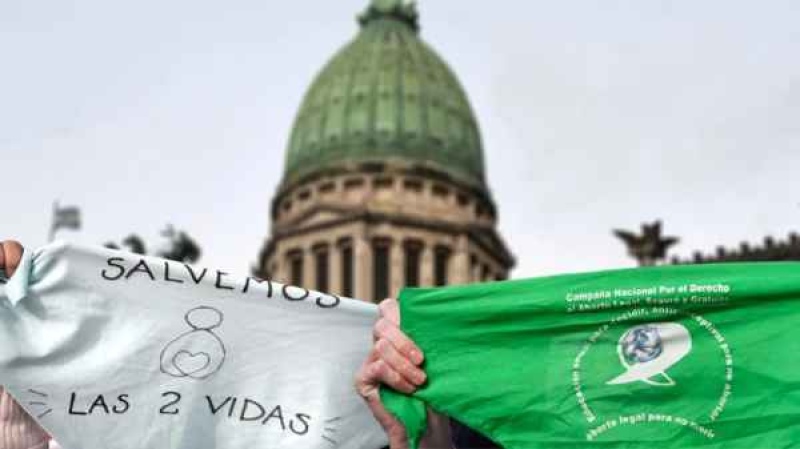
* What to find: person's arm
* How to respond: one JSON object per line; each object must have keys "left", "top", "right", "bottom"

{"left": 0, "top": 241, "right": 51, "bottom": 449}
{"left": 355, "top": 298, "right": 454, "bottom": 449}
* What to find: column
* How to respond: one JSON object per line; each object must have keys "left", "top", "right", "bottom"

{"left": 330, "top": 241, "right": 343, "bottom": 295}
{"left": 390, "top": 238, "right": 403, "bottom": 298}
{"left": 420, "top": 240, "right": 434, "bottom": 287}
{"left": 303, "top": 247, "right": 315, "bottom": 290}
{"left": 354, "top": 233, "right": 372, "bottom": 302}
{"left": 451, "top": 234, "right": 470, "bottom": 285}
{"left": 272, "top": 246, "right": 287, "bottom": 284}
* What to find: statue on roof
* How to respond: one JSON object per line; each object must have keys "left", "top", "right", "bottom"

{"left": 614, "top": 221, "right": 679, "bottom": 267}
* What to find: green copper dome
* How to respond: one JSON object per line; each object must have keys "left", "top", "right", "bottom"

{"left": 282, "top": 0, "right": 487, "bottom": 190}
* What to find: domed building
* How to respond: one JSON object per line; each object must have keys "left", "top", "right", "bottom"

{"left": 256, "top": 0, "right": 514, "bottom": 301}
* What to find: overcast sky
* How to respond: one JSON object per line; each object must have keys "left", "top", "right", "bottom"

{"left": 2, "top": 0, "right": 799, "bottom": 280}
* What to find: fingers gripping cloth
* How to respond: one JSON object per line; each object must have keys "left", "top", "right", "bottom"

{"left": 0, "top": 242, "right": 388, "bottom": 449}
{"left": 0, "top": 386, "right": 51, "bottom": 449}
{"left": 381, "top": 262, "right": 800, "bottom": 449}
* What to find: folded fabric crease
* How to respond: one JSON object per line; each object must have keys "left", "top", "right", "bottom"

{"left": 1, "top": 248, "right": 33, "bottom": 307}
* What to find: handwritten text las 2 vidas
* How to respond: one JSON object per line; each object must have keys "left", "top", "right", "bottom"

{"left": 100, "top": 256, "right": 341, "bottom": 309}
{"left": 67, "top": 391, "right": 312, "bottom": 435}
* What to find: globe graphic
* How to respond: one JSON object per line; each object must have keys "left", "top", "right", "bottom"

{"left": 621, "top": 325, "right": 663, "bottom": 364}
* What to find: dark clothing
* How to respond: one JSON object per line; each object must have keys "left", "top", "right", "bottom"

{"left": 450, "top": 420, "right": 499, "bottom": 448}
{"left": 379, "top": 419, "right": 499, "bottom": 449}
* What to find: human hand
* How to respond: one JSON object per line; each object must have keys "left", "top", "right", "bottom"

{"left": 0, "top": 241, "right": 23, "bottom": 279}
{"left": 355, "top": 298, "right": 428, "bottom": 448}
{"left": 0, "top": 240, "right": 51, "bottom": 448}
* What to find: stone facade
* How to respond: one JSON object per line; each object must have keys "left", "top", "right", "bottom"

{"left": 257, "top": 162, "right": 514, "bottom": 301}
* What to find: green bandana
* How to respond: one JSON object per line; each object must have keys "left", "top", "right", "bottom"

{"left": 381, "top": 262, "right": 800, "bottom": 448}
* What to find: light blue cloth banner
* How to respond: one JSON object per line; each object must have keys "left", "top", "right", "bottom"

{"left": 0, "top": 242, "right": 387, "bottom": 449}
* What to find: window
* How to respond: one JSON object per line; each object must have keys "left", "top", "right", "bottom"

{"left": 470, "top": 254, "right": 478, "bottom": 281}
{"left": 318, "top": 182, "right": 336, "bottom": 194}
{"left": 432, "top": 184, "right": 450, "bottom": 198}
{"left": 434, "top": 246, "right": 450, "bottom": 286}
{"left": 288, "top": 251, "right": 304, "bottom": 287}
{"left": 344, "top": 178, "right": 365, "bottom": 190}
{"left": 373, "top": 240, "right": 391, "bottom": 302}
{"left": 373, "top": 177, "right": 394, "bottom": 189}
{"left": 481, "top": 264, "right": 490, "bottom": 282}
{"left": 340, "top": 241, "right": 354, "bottom": 298}
{"left": 315, "top": 247, "right": 329, "bottom": 292}
{"left": 403, "top": 178, "right": 423, "bottom": 192}
{"left": 404, "top": 242, "right": 422, "bottom": 287}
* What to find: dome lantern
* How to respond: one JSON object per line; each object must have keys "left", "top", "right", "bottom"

{"left": 358, "top": 0, "right": 420, "bottom": 31}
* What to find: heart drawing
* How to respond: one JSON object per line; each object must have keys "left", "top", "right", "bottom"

{"left": 172, "top": 350, "right": 211, "bottom": 376}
